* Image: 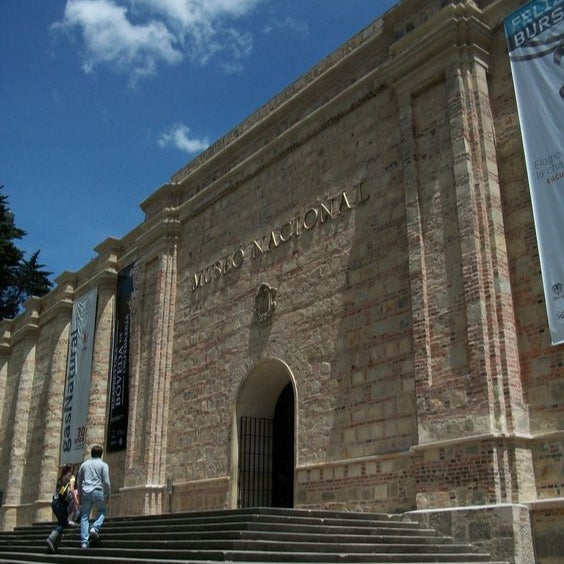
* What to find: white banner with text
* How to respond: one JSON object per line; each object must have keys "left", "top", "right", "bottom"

{"left": 60, "top": 287, "right": 98, "bottom": 465}
{"left": 505, "top": 0, "right": 564, "bottom": 344}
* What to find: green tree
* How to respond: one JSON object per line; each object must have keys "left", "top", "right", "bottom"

{"left": 0, "top": 185, "right": 53, "bottom": 319}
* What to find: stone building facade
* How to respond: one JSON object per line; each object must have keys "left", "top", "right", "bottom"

{"left": 0, "top": 1, "right": 562, "bottom": 562}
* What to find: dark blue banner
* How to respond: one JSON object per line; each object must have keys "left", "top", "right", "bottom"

{"left": 107, "top": 263, "right": 135, "bottom": 451}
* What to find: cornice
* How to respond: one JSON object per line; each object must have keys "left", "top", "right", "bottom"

{"left": 54, "top": 270, "right": 78, "bottom": 289}
{"left": 10, "top": 298, "right": 40, "bottom": 345}
{"left": 94, "top": 236, "right": 121, "bottom": 264}
{"left": 134, "top": 210, "right": 182, "bottom": 258}
{"left": 91, "top": 237, "right": 120, "bottom": 288}
{"left": 88, "top": 267, "right": 119, "bottom": 291}
{"left": 0, "top": 321, "right": 13, "bottom": 355}
{"left": 411, "top": 431, "right": 535, "bottom": 451}
{"left": 525, "top": 498, "right": 564, "bottom": 511}
{"left": 36, "top": 297, "right": 73, "bottom": 328}
{"left": 388, "top": 3, "right": 494, "bottom": 93}
{"left": 297, "top": 430, "right": 561, "bottom": 473}
{"left": 140, "top": 183, "right": 183, "bottom": 222}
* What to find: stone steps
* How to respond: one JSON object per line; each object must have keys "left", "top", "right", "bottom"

{"left": 0, "top": 507, "right": 509, "bottom": 564}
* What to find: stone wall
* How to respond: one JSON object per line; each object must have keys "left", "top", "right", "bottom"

{"left": 0, "top": 1, "right": 562, "bottom": 562}
{"left": 531, "top": 502, "right": 564, "bottom": 564}
{"left": 407, "top": 504, "right": 535, "bottom": 564}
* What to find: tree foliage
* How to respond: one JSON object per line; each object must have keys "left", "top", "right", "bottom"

{"left": 0, "top": 185, "right": 53, "bottom": 319}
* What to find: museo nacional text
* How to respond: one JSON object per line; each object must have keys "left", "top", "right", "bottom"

{"left": 191, "top": 183, "right": 368, "bottom": 291}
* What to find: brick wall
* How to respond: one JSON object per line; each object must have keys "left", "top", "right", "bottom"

{"left": 0, "top": 2, "right": 562, "bottom": 561}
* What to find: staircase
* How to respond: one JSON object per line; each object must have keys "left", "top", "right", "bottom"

{"left": 0, "top": 507, "right": 508, "bottom": 564}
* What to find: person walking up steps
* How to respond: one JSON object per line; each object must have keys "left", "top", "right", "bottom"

{"left": 77, "top": 444, "right": 111, "bottom": 549}
{"left": 46, "top": 464, "right": 74, "bottom": 553}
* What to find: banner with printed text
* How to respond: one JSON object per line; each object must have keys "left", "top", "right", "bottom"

{"left": 60, "top": 287, "right": 98, "bottom": 465}
{"left": 505, "top": 0, "right": 564, "bottom": 345}
{"left": 107, "top": 263, "right": 135, "bottom": 452}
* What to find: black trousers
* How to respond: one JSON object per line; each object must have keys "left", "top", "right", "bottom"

{"left": 49, "top": 496, "right": 68, "bottom": 539}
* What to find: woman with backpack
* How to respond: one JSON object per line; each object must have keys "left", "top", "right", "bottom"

{"left": 46, "top": 464, "right": 74, "bottom": 553}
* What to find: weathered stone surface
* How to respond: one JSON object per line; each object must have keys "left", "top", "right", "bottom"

{"left": 0, "top": 1, "right": 561, "bottom": 562}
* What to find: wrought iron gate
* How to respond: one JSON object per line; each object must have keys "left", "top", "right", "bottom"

{"left": 238, "top": 416, "right": 273, "bottom": 507}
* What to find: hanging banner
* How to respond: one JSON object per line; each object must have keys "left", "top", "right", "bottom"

{"left": 107, "top": 263, "right": 135, "bottom": 452}
{"left": 60, "top": 287, "right": 98, "bottom": 465}
{"left": 504, "top": 0, "right": 564, "bottom": 345}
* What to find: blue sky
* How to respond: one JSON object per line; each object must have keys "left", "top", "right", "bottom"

{"left": 1, "top": 0, "right": 398, "bottom": 282}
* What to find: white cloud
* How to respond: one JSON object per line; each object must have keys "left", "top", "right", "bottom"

{"left": 217, "top": 27, "right": 253, "bottom": 72}
{"left": 129, "top": 0, "right": 262, "bottom": 67}
{"left": 158, "top": 123, "right": 209, "bottom": 154}
{"left": 263, "top": 16, "right": 308, "bottom": 37}
{"left": 54, "top": 0, "right": 264, "bottom": 83}
{"left": 54, "top": 0, "right": 182, "bottom": 83}
{"left": 130, "top": 0, "right": 262, "bottom": 30}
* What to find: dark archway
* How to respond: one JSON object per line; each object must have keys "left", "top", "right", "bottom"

{"left": 272, "top": 383, "right": 295, "bottom": 507}
{"left": 233, "top": 359, "right": 296, "bottom": 508}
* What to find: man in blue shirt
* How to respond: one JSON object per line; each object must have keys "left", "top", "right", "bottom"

{"left": 77, "top": 444, "right": 111, "bottom": 549}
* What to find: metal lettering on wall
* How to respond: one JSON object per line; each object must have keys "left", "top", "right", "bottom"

{"left": 191, "top": 183, "right": 368, "bottom": 291}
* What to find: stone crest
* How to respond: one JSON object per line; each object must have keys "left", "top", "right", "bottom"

{"left": 255, "top": 283, "right": 277, "bottom": 322}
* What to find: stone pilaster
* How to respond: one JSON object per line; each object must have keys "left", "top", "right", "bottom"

{"left": 396, "top": 4, "right": 528, "bottom": 440}
{"left": 0, "top": 300, "right": 39, "bottom": 530}
{"left": 446, "top": 54, "right": 528, "bottom": 437}
{"left": 123, "top": 202, "right": 179, "bottom": 515}
{"left": 395, "top": 1, "right": 533, "bottom": 511}
{"left": 33, "top": 285, "right": 73, "bottom": 523}
{"left": 86, "top": 271, "right": 118, "bottom": 449}
{"left": 0, "top": 321, "right": 13, "bottom": 448}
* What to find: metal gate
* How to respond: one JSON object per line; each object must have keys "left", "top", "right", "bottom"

{"left": 238, "top": 416, "right": 273, "bottom": 507}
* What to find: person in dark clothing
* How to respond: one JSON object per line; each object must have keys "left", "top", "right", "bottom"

{"left": 46, "top": 464, "right": 74, "bottom": 553}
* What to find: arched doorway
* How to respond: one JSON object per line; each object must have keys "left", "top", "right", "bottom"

{"left": 232, "top": 359, "right": 295, "bottom": 508}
